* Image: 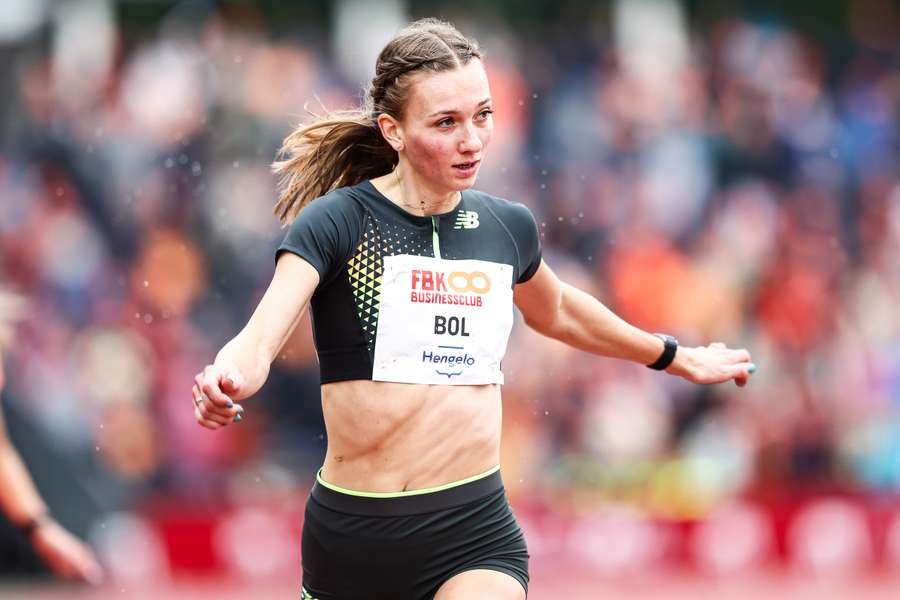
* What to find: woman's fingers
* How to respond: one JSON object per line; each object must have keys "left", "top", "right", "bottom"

{"left": 194, "top": 374, "right": 239, "bottom": 416}
{"left": 192, "top": 385, "right": 226, "bottom": 428}
{"left": 731, "top": 362, "right": 756, "bottom": 387}
{"left": 193, "top": 400, "right": 223, "bottom": 429}
{"left": 680, "top": 345, "right": 756, "bottom": 386}
{"left": 200, "top": 366, "right": 236, "bottom": 408}
{"left": 192, "top": 375, "right": 243, "bottom": 429}
{"left": 731, "top": 348, "right": 752, "bottom": 364}
{"left": 708, "top": 342, "right": 751, "bottom": 363}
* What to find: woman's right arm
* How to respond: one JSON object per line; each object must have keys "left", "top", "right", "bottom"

{"left": 192, "top": 253, "right": 320, "bottom": 429}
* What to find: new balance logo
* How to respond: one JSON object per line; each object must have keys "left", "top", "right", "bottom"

{"left": 454, "top": 210, "right": 480, "bottom": 229}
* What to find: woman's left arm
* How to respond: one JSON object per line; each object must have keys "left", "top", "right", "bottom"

{"left": 513, "top": 260, "right": 755, "bottom": 386}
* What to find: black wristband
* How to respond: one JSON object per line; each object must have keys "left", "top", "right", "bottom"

{"left": 647, "top": 334, "right": 678, "bottom": 370}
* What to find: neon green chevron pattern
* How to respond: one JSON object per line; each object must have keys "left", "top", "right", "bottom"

{"left": 345, "top": 216, "right": 433, "bottom": 355}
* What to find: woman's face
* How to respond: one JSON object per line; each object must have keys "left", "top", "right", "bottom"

{"left": 398, "top": 60, "right": 493, "bottom": 193}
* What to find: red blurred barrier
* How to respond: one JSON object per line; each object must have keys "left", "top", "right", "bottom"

{"left": 131, "top": 492, "right": 900, "bottom": 578}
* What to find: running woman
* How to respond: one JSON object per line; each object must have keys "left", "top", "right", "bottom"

{"left": 191, "top": 18, "right": 755, "bottom": 600}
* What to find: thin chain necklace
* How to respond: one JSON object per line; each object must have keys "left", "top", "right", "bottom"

{"left": 394, "top": 167, "right": 459, "bottom": 216}
{"left": 395, "top": 167, "right": 426, "bottom": 215}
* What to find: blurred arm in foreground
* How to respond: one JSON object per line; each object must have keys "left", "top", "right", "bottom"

{"left": 0, "top": 289, "right": 102, "bottom": 584}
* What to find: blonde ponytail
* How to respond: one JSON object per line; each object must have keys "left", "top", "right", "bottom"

{"left": 272, "top": 109, "right": 396, "bottom": 225}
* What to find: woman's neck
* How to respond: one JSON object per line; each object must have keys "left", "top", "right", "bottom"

{"left": 372, "top": 165, "right": 460, "bottom": 217}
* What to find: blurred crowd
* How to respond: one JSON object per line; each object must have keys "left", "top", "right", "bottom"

{"left": 0, "top": 0, "right": 899, "bottom": 576}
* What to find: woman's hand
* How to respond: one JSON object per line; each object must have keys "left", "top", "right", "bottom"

{"left": 188, "top": 254, "right": 320, "bottom": 430}
{"left": 31, "top": 518, "right": 103, "bottom": 584}
{"left": 666, "top": 342, "right": 756, "bottom": 387}
{"left": 192, "top": 365, "right": 245, "bottom": 429}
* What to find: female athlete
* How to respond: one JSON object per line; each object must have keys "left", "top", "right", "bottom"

{"left": 191, "top": 18, "right": 754, "bottom": 600}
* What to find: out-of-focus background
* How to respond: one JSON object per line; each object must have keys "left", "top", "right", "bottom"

{"left": 0, "top": 0, "right": 898, "bottom": 598}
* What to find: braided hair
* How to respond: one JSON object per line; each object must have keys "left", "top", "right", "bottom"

{"left": 272, "top": 18, "right": 482, "bottom": 225}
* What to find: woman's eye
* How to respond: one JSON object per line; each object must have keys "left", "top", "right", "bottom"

{"left": 436, "top": 110, "right": 491, "bottom": 128}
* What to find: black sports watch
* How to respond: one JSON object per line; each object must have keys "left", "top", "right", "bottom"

{"left": 647, "top": 333, "right": 678, "bottom": 370}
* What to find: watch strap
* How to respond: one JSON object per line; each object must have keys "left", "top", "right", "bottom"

{"left": 647, "top": 334, "right": 678, "bottom": 370}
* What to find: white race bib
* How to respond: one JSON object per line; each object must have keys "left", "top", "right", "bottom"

{"left": 372, "top": 255, "right": 514, "bottom": 385}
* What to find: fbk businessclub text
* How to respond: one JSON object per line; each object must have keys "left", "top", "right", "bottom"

{"left": 410, "top": 268, "right": 491, "bottom": 306}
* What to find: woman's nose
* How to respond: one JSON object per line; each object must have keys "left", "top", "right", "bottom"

{"left": 458, "top": 124, "right": 483, "bottom": 154}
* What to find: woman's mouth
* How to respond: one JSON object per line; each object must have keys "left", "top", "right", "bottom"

{"left": 452, "top": 160, "right": 480, "bottom": 176}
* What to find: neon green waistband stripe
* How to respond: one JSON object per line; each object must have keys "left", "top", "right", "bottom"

{"left": 316, "top": 464, "right": 500, "bottom": 498}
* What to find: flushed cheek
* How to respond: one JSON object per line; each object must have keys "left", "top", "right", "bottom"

{"left": 406, "top": 137, "right": 456, "bottom": 179}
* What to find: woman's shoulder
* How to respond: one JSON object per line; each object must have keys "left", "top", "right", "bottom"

{"left": 318, "top": 182, "right": 365, "bottom": 206}
{"left": 296, "top": 183, "right": 368, "bottom": 221}
{"left": 465, "top": 188, "right": 537, "bottom": 224}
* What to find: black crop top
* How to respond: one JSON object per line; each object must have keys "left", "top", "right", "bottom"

{"left": 276, "top": 180, "right": 542, "bottom": 384}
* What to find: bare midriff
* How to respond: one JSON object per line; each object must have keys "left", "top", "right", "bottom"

{"left": 319, "top": 379, "right": 502, "bottom": 493}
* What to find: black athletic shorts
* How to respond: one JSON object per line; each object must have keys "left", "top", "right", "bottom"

{"left": 300, "top": 466, "right": 529, "bottom": 599}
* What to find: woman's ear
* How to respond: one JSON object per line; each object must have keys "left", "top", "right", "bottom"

{"left": 377, "top": 113, "right": 405, "bottom": 152}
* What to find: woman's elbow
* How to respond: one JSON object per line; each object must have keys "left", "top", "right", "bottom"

{"left": 521, "top": 310, "right": 559, "bottom": 338}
